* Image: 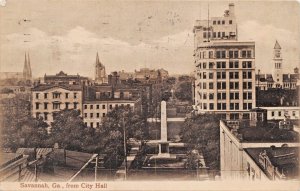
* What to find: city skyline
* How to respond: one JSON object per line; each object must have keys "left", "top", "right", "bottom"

{"left": 0, "top": 0, "right": 299, "bottom": 78}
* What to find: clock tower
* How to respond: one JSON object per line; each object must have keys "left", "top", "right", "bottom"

{"left": 273, "top": 40, "right": 283, "bottom": 88}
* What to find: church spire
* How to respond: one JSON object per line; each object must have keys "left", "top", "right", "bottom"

{"left": 23, "top": 52, "right": 32, "bottom": 80}
{"left": 95, "top": 52, "right": 107, "bottom": 84}
{"left": 274, "top": 40, "right": 281, "bottom": 49}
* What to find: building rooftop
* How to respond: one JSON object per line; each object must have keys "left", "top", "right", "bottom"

{"left": 223, "top": 120, "right": 299, "bottom": 143}
{"left": 245, "top": 147, "right": 299, "bottom": 180}
{"left": 32, "top": 84, "right": 83, "bottom": 91}
{"left": 0, "top": 152, "right": 23, "bottom": 168}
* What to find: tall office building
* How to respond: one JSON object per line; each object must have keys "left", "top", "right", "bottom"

{"left": 193, "top": 3, "right": 256, "bottom": 119}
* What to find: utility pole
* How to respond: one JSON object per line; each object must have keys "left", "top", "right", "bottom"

{"left": 95, "top": 155, "right": 98, "bottom": 181}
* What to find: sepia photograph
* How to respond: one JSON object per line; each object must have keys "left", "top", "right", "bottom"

{"left": 0, "top": 0, "right": 299, "bottom": 190}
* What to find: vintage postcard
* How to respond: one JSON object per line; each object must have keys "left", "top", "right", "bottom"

{"left": 0, "top": 0, "right": 299, "bottom": 190}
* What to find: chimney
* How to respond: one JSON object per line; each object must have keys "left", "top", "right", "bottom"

{"left": 229, "top": 3, "right": 235, "bottom": 16}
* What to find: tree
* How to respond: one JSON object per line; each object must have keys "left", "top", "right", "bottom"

{"left": 47, "top": 109, "right": 98, "bottom": 152}
{"left": 0, "top": 95, "right": 49, "bottom": 151}
{"left": 99, "top": 106, "right": 147, "bottom": 168}
{"left": 175, "top": 81, "right": 192, "bottom": 102}
{"left": 180, "top": 114, "right": 221, "bottom": 171}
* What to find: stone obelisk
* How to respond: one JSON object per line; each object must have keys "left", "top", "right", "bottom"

{"left": 160, "top": 101, "right": 167, "bottom": 142}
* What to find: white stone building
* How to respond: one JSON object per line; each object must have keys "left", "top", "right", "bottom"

{"left": 193, "top": 3, "right": 256, "bottom": 119}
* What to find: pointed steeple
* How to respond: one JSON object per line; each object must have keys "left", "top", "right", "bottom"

{"left": 23, "top": 52, "right": 32, "bottom": 80}
{"left": 274, "top": 40, "right": 281, "bottom": 49}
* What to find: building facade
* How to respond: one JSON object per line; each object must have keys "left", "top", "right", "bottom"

{"left": 193, "top": 3, "right": 256, "bottom": 119}
{"left": 31, "top": 85, "right": 83, "bottom": 125}
{"left": 220, "top": 116, "right": 300, "bottom": 180}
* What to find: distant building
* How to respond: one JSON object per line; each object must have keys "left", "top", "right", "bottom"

{"left": 41, "top": 71, "right": 90, "bottom": 85}
{"left": 256, "top": 41, "right": 300, "bottom": 90}
{"left": 260, "top": 107, "right": 299, "bottom": 120}
{"left": 193, "top": 3, "right": 256, "bottom": 120}
{"left": 0, "top": 52, "right": 32, "bottom": 82}
{"left": 95, "top": 53, "right": 108, "bottom": 84}
{"left": 83, "top": 85, "right": 142, "bottom": 128}
{"left": 220, "top": 108, "right": 300, "bottom": 180}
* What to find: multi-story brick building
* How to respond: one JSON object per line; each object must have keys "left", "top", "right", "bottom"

{"left": 193, "top": 3, "right": 256, "bottom": 119}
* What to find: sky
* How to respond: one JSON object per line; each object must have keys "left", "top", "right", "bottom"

{"left": 0, "top": 0, "right": 299, "bottom": 78}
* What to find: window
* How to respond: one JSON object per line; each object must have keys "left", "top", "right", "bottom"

{"left": 74, "top": 102, "right": 78, "bottom": 109}
{"left": 36, "top": 93, "right": 39, "bottom": 99}
{"left": 203, "top": 62, "right": 207, "bottom": 69}
{"left": 217, "top": 103, "right": 221, "bottom": 110}
{"left": 218, "top": 20, "right": 221, "bottom": 24}
{"left": 84, "top": 105, "right": 87, "bottom": 109}
{"left": 218, "top": 32, "right": 221, "bottom": 37}
{"left": 209, "top": 51, "right": 214, "bottom": 59}
{"left": 36, "top": 103, "right": 40, "bottom": 110}
{"left": 230, "top": 103, "right": 234, "bottom": 110}
{"left": 74, "top": 93, "right": 77, "bottom": 99}
{"left": 278, "top": 111, "right": 282, "bottom": 116}
{"left": 243, "top": 103, "right": 247, "bottom": 110}
{"left": 209, "top": 103, "right": 214, "bottom": 110}
{"left": 216, "top": 51, "right": 225, "bottom": 59}
{"left": 53, "top": 103, "right": 60, "bottom": 110}
{"left": 234, "top": 61, "right": 239, "bottom": 68}
{"left": 103, "top": 113, "right": 106, "bottom": 117}
{"left": 222, "top": 72, "right": 226, "bottom": 79}
{"left": 96, "top": 105, "right": 99, "bottom": 109}
{"left": 209, "top": 93, "right": 214, "bottom": 99}
{"left": 209, "top": 62, "right": 214, "bottom": 68}
{"left": 84, "top": 113, "right": 87, "bottom": 117}
{"left": 109, "top": 104, "right": 112, "bottom": 109}
{"left": 247, "top": 50, "right": 252, "bottom": 58}
{"left": 203, "top": 83, "right": 207, "bottom": 89}
{"left": 229, "top": 51, "right": 234, "bottom": 59}
{"left": 65, "top": 93, "right": 69, "bottom": 99}
{"left": 229, "top": 62, "right": 234, "bottom": 68}
{"left": 209, "top": 73, "right": 213, "bottom": 79}
{"left": 222, "top": 32, "right": 225, "bottom": 37}
{"left": 44, "top": 103, "right": 48, "bottom": 110}
{"left": 90, "top": 105, "right": 93, "bottom": 109}
{"left": 203, "top": 93, "right": 207, "bottom": 99}
{"left": 203, "top": 72, "right": 207, "bottom": 79}
{"left": 222, "top": 62, "right": 226, "bottom": 68}
{"left": 247, "top": 61, "right": 252, "bottom": 68}
{"left": 222, "top": 82, "right": 226, "bottom": 89}
{"left": 234, "top": 51, "right": 239, "bottom": 58}
{"left": 222, "top": 103, "right": 226, "bottom": 110}
{"left": 213, "top": 32, "right": 216, "bottom": 38}
{"left": 102, "top": 105, "right": 105, "bottom": 109}
{"left": 97, "top": 113, "right": 100, "bottom": 118}
{"left": 84, "top": 122, "right": 87, "bottom": 126}
{"left": 44, "top": 93, "right": 48, "bottom": 99}
{"left": 65, "top": 103, "right": 69, "bottom": 109}
{"left": 213, "top": 21, "right": 216, "bottom": 25}
{"left": 235, "top": 103, "right": 239, "bottom": 110}
{"left": 90, "top": 113, "right": 93, "bottom": 118}
{"left": 241, "top": 50, "right": 247, "bottom": 58}
{"left": 203, "top": 32, "right": 207, "bottom": 38}
{"left": 217, "top": 72, "right": 221, "bottom": 79}
{"left": 90, "top": 123, "right": 93, "bottom": 128}
{"left": 44, "top": 113, "right": 48, "bottom": 120}
{"left": 229, "top": 20, "right": 232, "bottom": 24}
{"left": 222, "top": 20, "right": 225, "bottom": 25}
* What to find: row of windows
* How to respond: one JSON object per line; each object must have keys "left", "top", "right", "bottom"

{"left": 35, "top": 92, "right": 78, "bottom": 99}
{"left": 197, "top": 50, "right": 253, "bottom": 59}
{"left": 199, "top": 102, "right": 252, "bottom": 110}
{"left": 35, "top": 102, "right": 78, "bottom": 110}
{"left": 196, "top": 61, "right": 253, "bottom": 69}
{"left": 198, "top": 92, "right": 252, "bottom": 100}
{"left": 84, "top": 112, "right": 106, "bottom": 118}
{"left": 271, "top": 111, "right": 298, "bottom": 117}
{"left": 212, "top": 20, "right": 233, "bottom": 25}
{"left": 84, "top": 103, "right": 132, "bottom": 110}
{"left": 84, "top": 122, "right": 100, "bottom": 128}
{"left": 197, "top": 71, "right": 252, "bottom": 80}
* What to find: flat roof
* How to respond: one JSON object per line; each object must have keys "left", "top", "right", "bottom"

{"left": 245, "top": 147, "right": 299, "bottom": 180}
{"left": 0, "top": 152, "right": 23, "bottom": 168}
{"left": 223, "top": 120, "right": 299, "bottom": 143}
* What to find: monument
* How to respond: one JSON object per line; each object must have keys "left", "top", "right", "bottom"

{"left": 151, "top": 101, "right": 174, "bottom": 159}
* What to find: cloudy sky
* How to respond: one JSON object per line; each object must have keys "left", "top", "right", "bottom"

{"left": 0, "top": 0, "right": 299, "bottom": 78}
